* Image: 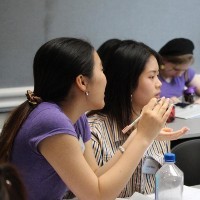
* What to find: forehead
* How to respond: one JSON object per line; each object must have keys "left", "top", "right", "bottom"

{"left": 94, "top": 51, "right": 101, "bottom": 65}
{"left": 143, "top": 55, "right": 159, "bottom": 73}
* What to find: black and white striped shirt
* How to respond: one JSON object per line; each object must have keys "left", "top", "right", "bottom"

{"left": 88, "top": 113, "right": 170, "bottom": 198}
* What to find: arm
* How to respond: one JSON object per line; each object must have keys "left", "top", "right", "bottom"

{"left": 39, "top": 133, "right": 152, "bottom": 200}
{"left": 88, "top": 128, "right": 137, "bottom": 177}
{"left": 188, "top": 74, "right": 200, "bottom": 95}
{"left": 39, "top": 98, "right": 171, "bottom": 200}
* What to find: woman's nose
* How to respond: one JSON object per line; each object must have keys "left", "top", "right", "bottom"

{"left": 156, "top": 77, "right": 162, "bottom": 88}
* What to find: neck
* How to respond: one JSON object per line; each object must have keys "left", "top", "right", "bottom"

{"left": 132, "top": 108, "right": 141, "bottom": 120}
{"left": 59, "top": 96, "right": 88, "bottom": 124}
{"left": 160, "top": 71, "right": 172, "bottom": 82}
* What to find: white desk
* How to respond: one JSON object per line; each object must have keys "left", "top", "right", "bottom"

{"left": 168, "top": 117, "right": 200, "bottom": 139}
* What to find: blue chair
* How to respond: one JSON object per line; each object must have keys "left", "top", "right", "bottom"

{"left": 171, "top": 139, "right": 200, "bottom": 186}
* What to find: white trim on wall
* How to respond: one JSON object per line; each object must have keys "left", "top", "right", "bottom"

{"left": 0, "top": 86, "right": 33, "bottom": 112}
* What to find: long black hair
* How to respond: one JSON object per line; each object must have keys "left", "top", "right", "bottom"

{"left": 0, "top": 163, "right": 27, "bottom": 200}
{"left": 88, "top": 40, "right": 161, "bottom": 131}
{"left": 0, "top": 37, "right": 94, "bottom": 161}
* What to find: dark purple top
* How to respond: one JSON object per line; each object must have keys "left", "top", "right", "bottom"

{"left": 159, "top": 68, "right": 195, "bottom": 98}
{"left": 11, "top": 102, "right": 91, "bottom": 200}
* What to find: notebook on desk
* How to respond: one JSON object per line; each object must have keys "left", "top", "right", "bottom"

{"left": 175, "top": 104, "right": 200, "bottom": 119}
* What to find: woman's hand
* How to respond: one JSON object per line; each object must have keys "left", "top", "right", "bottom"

{"left": 170, "top": 96, "right": 181, "bottom": 104}
{"left": 155, "top": 127, "right": 189, "bottom": 141}
{"left": 136, "top": 97, "right": 173, "bottom": 142}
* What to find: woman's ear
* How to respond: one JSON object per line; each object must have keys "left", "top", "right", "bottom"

{"left": 75, "top": 75, "right": 88, "bottom": 92}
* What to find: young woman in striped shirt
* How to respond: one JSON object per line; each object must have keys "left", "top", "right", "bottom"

{"left": 87, "top": 39, "right": 189, "bottom": 198}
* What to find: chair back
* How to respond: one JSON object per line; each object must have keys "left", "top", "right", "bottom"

{"left": 171, "top": 139, "right": 200, "bottom": 186}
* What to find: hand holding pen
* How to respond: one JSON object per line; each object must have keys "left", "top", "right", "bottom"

{"left": 122, "top": 98, "right": 162, "bottom": 134}
{"left": 122, "top": 98, "right": 173, "bottom": 141}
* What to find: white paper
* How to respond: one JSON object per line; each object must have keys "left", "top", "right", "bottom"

{"left": 127, "top": 192, "right": 153, "bottom": 200}
{"left": 175, "top": 104, "right": 200, "bottom": 119}
{"left": 147, "top": 185, "right": 200, "bottom": 200}
{"left": 65, "top": 186, "right": 200, "bottom": 200}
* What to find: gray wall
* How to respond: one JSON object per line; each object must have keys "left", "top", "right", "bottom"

{"left": 1, "top": 0, "right": 200, "bottom": 88}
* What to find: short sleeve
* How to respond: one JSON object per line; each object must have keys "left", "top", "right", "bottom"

{"left": 74, "top": 114, "right": 91, "bottom": 143}
{"left": 185, "top": 68, "right": 195, "bottom": 85}
{"left": 29, "top": 107, "right": 77, "bottom": 154}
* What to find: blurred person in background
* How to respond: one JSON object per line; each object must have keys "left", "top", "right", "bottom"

{"left": 158, "top": 38, "right": 200, "bottom": 104}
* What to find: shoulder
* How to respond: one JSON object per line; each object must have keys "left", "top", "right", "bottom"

{"left": 87, "top": 113, "right": 110, "bottom": 137}
{"left": 185, "top": 68, "right": 196, "bottom": 83}
{"left": 88, "top": 113, "right": 109, "bottom": 128}
{"left": 187, "top": 68, "right": 195, "bottom": 77}
{"left": 32, "top": 102, "right": 72, "bottom": 128}
{"left": 26, "top": 102, "right": 76, "bottom": 138}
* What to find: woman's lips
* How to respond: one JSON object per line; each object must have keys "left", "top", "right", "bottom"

{"left": 155, "top": 93, "right": 160, "bottom": 98}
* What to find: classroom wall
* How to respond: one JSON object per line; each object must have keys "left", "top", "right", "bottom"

{"left": 0, "top": 0, "right": 200, "bottom": 88}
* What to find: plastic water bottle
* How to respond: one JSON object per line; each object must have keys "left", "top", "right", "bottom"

{"left": 155, "top": 153, "right": 183, "bottom": 200}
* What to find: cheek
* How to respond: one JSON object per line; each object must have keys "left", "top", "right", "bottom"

{"left": 102, "top": 74, "right": 107, "bottom": 87}
{"left": 132, "top": 89, "right": 149, "bottom": 106}
{"left": 135, "top": 83, "right": 155, "bottom": 104}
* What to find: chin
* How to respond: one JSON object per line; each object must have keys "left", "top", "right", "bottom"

{"left": 98, "top": 102, "right": 105, "bottom": 109}
{"left": 92, "top": 102, "right": 105, "bottom": 110}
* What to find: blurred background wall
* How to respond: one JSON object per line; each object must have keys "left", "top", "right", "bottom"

{"left": 1, "top": 0, "right": 200, "bottom": 88}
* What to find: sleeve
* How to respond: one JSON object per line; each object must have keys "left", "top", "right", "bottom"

{"left": 29, "top": 108, "right": 77, "bottom": 154}
{"left": 185, "top": 68, "right": 195, "bottom": 85}
{"left": 74, "top": 114, "right": 91, "bottom": 143}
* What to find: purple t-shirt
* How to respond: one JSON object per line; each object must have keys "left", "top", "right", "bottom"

{"left": 11, "top": 102, "right": 91, "bottom": 200}
{"left": 159, "top": 68, "right": 195, "bottom": 98}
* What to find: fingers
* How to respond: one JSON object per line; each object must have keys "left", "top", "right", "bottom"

{"left": 161, "top": 127, "right": 173, "bottom": 132}
{"left": 153, "top": 97, "right": 170, "bottom": 115}
{"left": 142, "top": 97, "right": 169, "bottom": 114}
{"left": 170, "top": 96, "right": 181, "bottom": 104}
{"left": 142, "top": 97, "right": 158, "bottom": 113}
{"left": 156, "top": 127, "right": 189, "bottom": 141}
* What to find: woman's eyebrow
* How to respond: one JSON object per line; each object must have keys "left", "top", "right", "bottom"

{"left": 147, "top": 69, "right": 158, "bottom": 73}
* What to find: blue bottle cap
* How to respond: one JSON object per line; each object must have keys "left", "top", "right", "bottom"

{"left": 164, "top": 153, "right": 175, "bottom": 162}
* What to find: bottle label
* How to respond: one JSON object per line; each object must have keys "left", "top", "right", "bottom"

{"left": 142, "top": 156, "right": 159, "bottom": 174}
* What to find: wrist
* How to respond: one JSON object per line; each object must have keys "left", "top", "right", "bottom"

{"left": 133, "top": 132, "right": 154, "bottom": 148}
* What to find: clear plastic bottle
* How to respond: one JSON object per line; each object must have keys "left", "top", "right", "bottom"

{"left": 155, "top": 153, "right": 184, "bottom": 200}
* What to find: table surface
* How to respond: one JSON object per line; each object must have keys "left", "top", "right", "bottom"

{"left": 168, "top": 117, "right": 200, "bottom": 139}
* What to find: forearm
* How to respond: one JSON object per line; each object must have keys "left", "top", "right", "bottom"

{"left": 97, "top": 133, "right": 152, "bottom": 200}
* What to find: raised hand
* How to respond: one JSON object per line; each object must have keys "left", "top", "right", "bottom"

{"left": 156, "top": 127, "right": 189, "bottom": 141}
{"left": 136, "top": 97, "right": 173, "bottom": 142}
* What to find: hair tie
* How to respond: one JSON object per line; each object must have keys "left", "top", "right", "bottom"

{"left": 26, "top": 90, "right": 42, "bottom": 105}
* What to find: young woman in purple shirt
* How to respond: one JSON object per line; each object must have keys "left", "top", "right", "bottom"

{"left": 158, "top": 38, "right": 200, "bottom": 104}
{"left": 0, "top": 37, "right": 172, "bottom": 200}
